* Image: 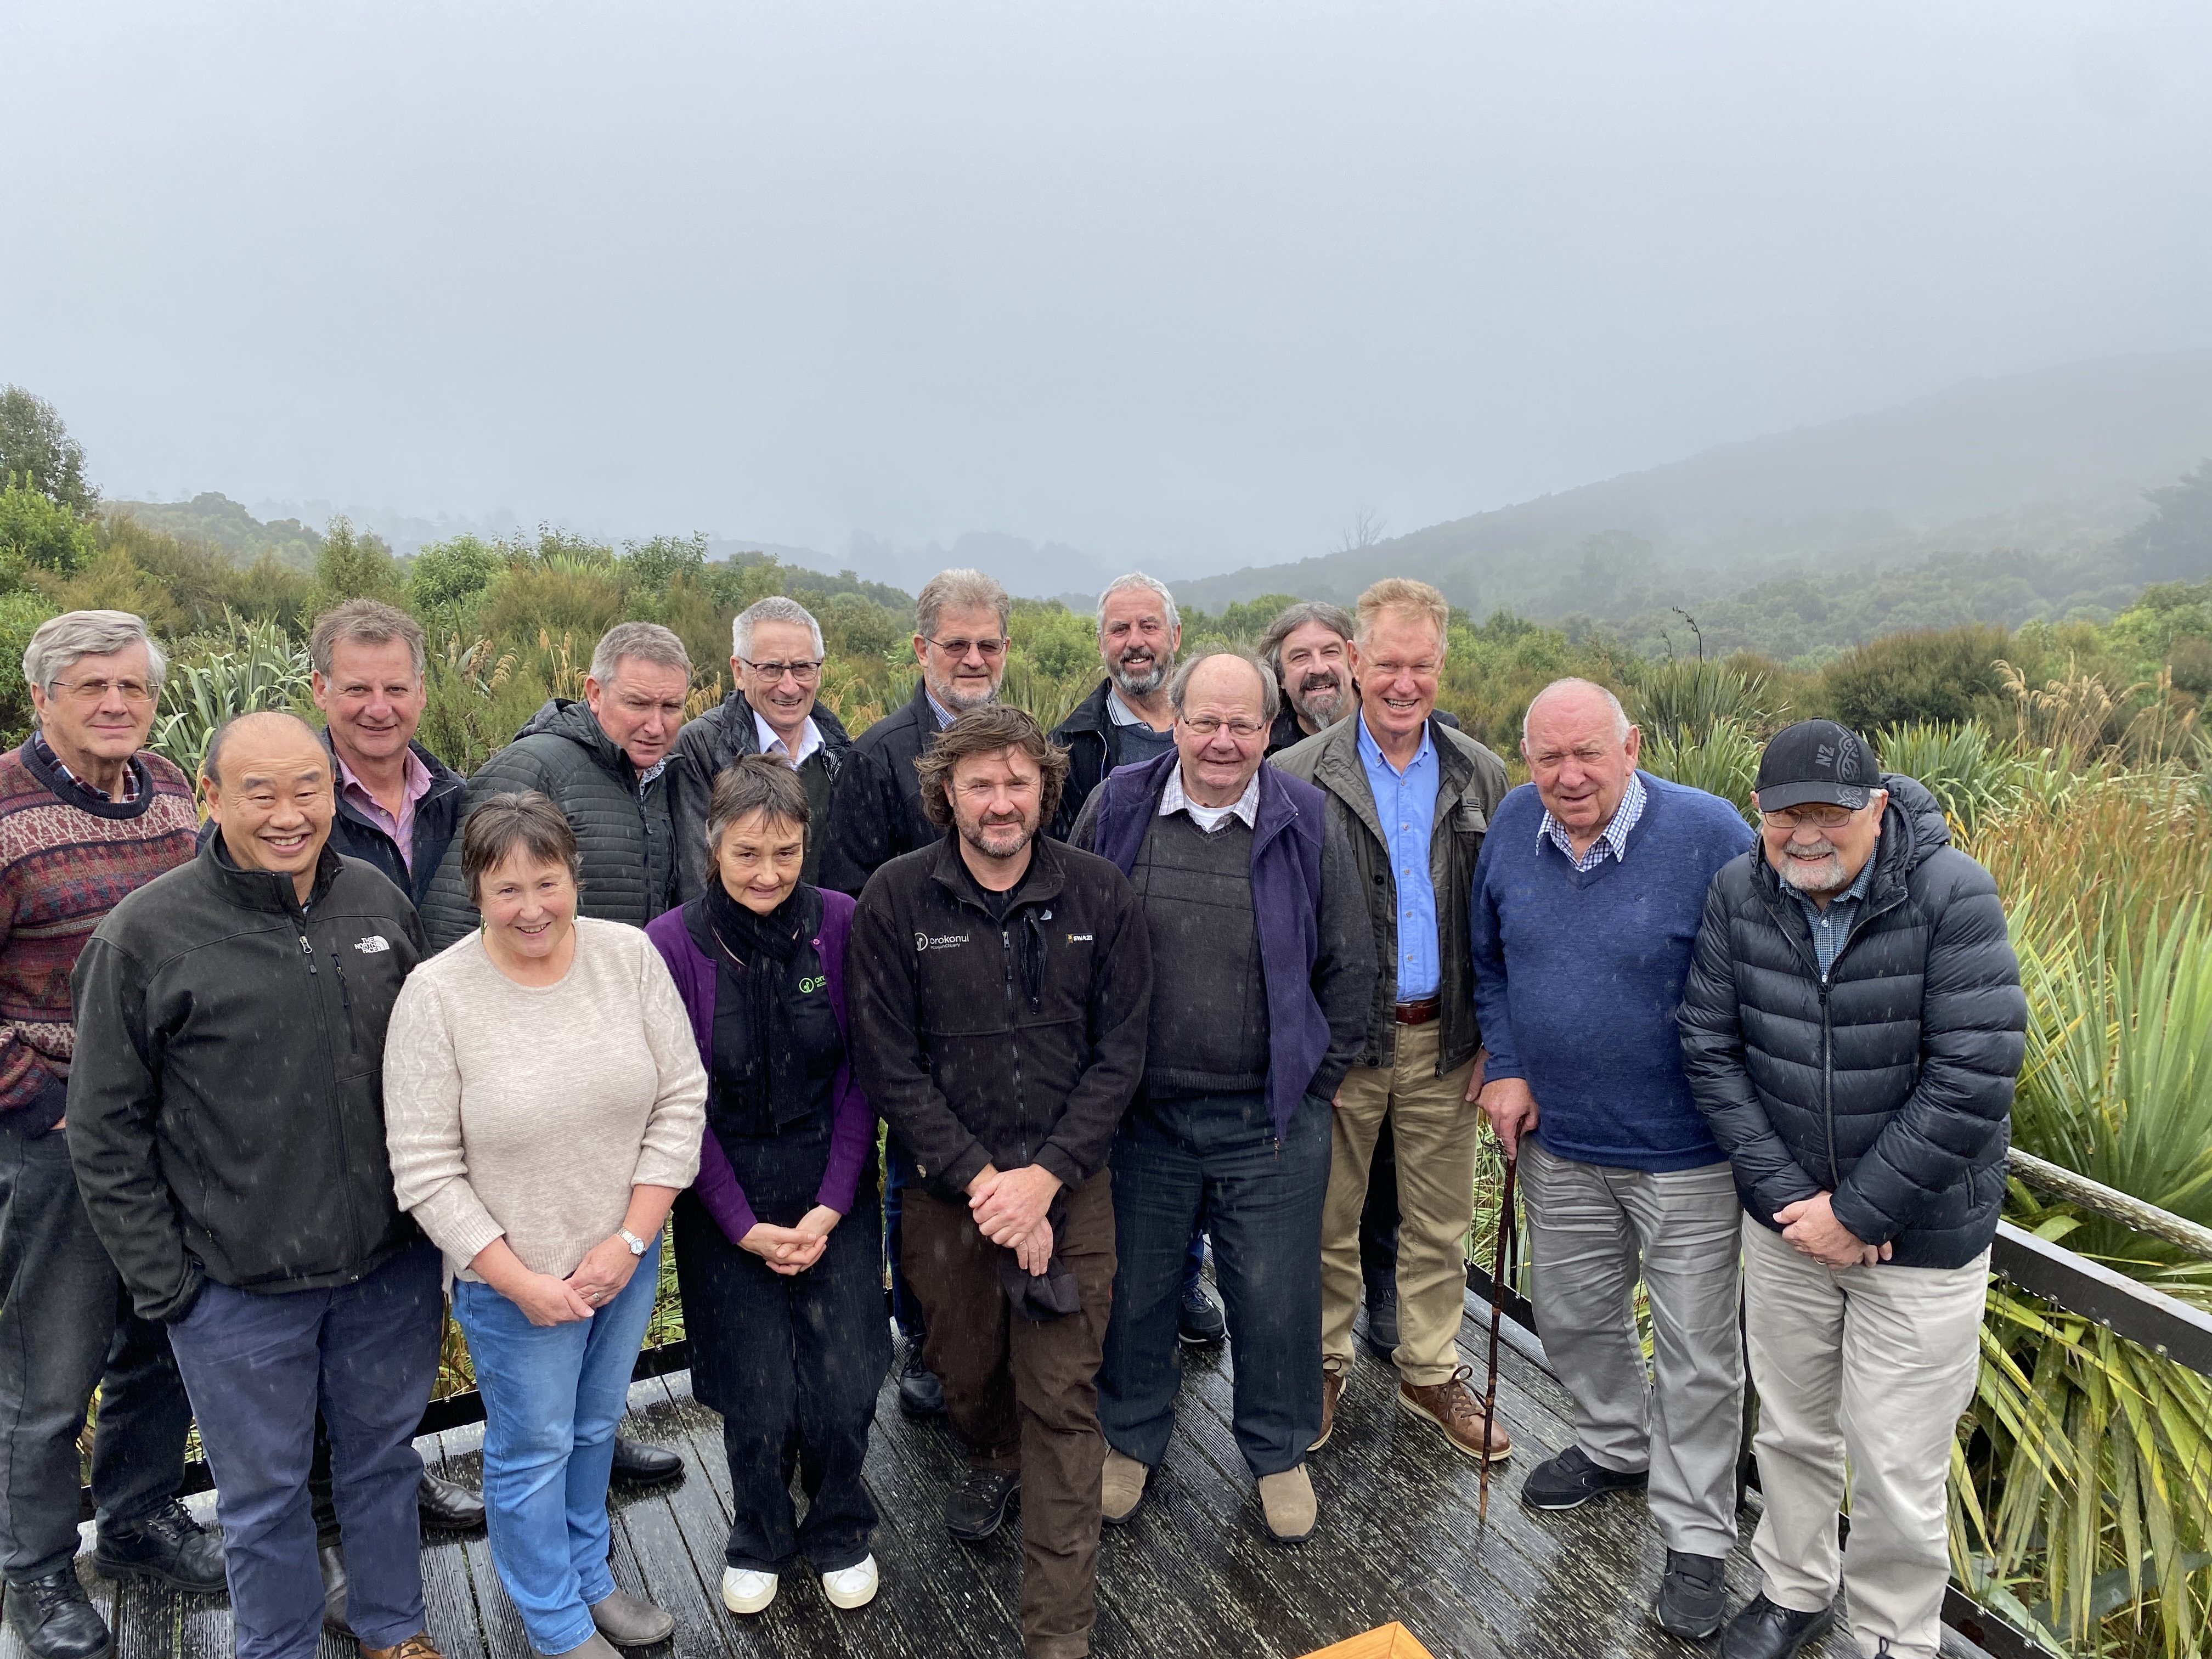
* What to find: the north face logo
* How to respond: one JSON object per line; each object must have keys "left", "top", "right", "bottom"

{"left": 354, "top": 935, "right": 391, "bottom": 955}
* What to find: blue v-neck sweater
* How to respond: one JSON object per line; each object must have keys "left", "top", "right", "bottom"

{"left": 1469, "top": 773, "right": 1755, "bottom": 1171}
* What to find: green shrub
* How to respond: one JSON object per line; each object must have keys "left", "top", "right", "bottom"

{"left": 1820, "top": 624, "right": 2012, "bottom": 733}
{"left": 0, "top": 589, "right": 61, "bottom": 742}
{"left": 1874, "top": 720, "right": 2019, "bottom": 838}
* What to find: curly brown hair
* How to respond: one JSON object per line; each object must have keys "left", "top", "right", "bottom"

{"left": 915, "top": 704, "right": 1070, "bottom": 832}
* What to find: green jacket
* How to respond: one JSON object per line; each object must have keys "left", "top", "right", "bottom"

{"left": 1271, "top": 713, "right": 1508, "bottom": 1075}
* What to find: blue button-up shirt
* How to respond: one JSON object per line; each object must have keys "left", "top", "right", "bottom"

{"left": 1358, "top": 714, "right": 1441, "bottom": 1000}
{"left": 1788, "top": 851, "right": 1876, "bottom": 981}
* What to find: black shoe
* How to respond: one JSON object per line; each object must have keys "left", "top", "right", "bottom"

{"left": 607, "top": 1436, "right": 684, "bottom": 1490}
{"left": 4, "top": 1571, "right": 114, "bottom": 1659}
{"left": 1177, "top": 1283, "right": 1226, "bottom": 1346}
{"left": 1520, "top": 1445, "right": 1650, "bottom": 1511}
{"left": 92, "top": 1500, "right": 227, "bottom": 1594}
{"left": 944, "top": 1468, "right": 1020, "bottom": 1542}
{"left": 898, "top": 1347, "right": 945, "bottom": 1417}
{"left": 1656, "top": 1550, "right": 1729, "bottom": 1642}
{"left": 1719, "top": 1594, "right": 1835, "bottom": 1659}
{"left": 416, "top": 1469, "right": 487, "bottom": 1532}
{"left": 1361, "top": 1282, "right": 1400, "bottom": 1357}
{"left": 318, "top": 1542, "right": 353, "bottom": 1638}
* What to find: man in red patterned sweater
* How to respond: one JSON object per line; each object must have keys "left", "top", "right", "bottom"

{"left": 0, "top": 611, "right": 225, "bottom": 1659}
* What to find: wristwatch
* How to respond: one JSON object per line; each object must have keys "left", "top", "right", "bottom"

{"left": 618, "top": 1228, "right": 650, "bottom": 1257}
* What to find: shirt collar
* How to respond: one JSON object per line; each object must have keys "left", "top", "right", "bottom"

{"left": 1159, "top": 764, "right": 1260, "bottom": 829}
{"left": 32, "top": 732, "right": 143, "bottom": 804}
{"left": 332, "top": 742, "right": 433, "bottom": 805}
{"left": 1537, "top": 770, "right": 1647, "bottom": 865}
{"left": 924, "top": 689, "right": 957, "bottom": 730}
{"left": 1356, "top": 712, "right": 1433, "bottom": 778}
{"left": 752, "top": 707, "right": 823, "bottom": 765}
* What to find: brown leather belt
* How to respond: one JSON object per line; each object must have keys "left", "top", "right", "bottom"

{"left": 1393, "top": 996, "right": 1441, "bottom": 1026}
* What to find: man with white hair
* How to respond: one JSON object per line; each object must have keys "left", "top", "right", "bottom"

{"left": 1, "top": 612, "right": 224, "bottom": 1659}
{"left": 1048, "top": 573, "right": 1181, "bottom": 840}
{"left": 674, "top": 595, "right": 854, "bottom": 894}
{"left": 1469, "top": 677, "right": 1754, "bottom": 1642}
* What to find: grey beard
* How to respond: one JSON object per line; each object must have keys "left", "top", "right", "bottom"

{"left": 1111, "top": 657, "right": 1170, "bottom": 698}
{"left": 929, "top": 675, "right": 998, "bottom": 714}
{"left": 1291, "top": 682, "right": 1348, "bottom": 727}
{"left": 1778, "top": 846, "right": 1846, "bottom": 896}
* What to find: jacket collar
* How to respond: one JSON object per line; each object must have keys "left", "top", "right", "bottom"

{"left": 926, "top": 827, "right": 1068, "bottom": 914}
{"left": 1308, "top": 711, "right": 1476, "bottom": 844}
{"left": 1111, "top": 748, "right": 1304, "bottom": 861}
{"left": 200, "top": 830, "right": 344, "bottom": 916}
{"left": 1060, "top": 679, "right": 1117, "bottom": 738}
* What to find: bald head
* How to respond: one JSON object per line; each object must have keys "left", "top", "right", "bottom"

{"left": 201, "top": 711, "right": 335, "bottom": 901}
{"left": 1522, "top": 678, "right": 1640, "bottom": 851}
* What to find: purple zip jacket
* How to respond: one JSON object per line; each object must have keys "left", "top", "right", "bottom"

{"left": 645, "top": 886, "right": 876, "bottom": 1245}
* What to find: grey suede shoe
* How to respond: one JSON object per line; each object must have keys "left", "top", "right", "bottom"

{"left": 589, "top": 1590, "right": 674, "bottom": 1647}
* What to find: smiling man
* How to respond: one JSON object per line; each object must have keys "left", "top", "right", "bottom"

{"left": 1468, "top": 678, "right": 1754, "bottom": 1641}
{"left": 1679, "top": 719, "right": 2026, "bottom": 1659}
{"left": 420, "top": 620, "right": 692, "bottom": 951}
{"left": 69, "top": 710, "right": 444, "bottom": 1659}
{"left": 1048, "top": 573, "right": 1181, "bottom": 839}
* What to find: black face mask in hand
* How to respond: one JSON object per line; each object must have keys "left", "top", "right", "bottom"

{"left": 995, "top": 1190, "right": 1081, "bottom": 1322}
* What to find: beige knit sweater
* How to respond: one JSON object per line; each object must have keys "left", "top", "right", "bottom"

{"left": 382, "top": 917, "right": 707, "bottom": 1280}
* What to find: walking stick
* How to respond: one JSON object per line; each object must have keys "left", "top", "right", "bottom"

{"left": 1476, "top": 1147, "right": 1518, "bottom": 1528}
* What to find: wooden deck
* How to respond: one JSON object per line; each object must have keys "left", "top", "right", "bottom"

{"left": 19, "top": 1290, "right": 1855, "bottom": 1659}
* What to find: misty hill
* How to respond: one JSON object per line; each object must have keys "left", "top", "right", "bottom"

{"left": 105, "top": 492, "right": 326, "bottom": 570}
{"left": 1172, "top": 350, "right": 2212, "bottom": 651}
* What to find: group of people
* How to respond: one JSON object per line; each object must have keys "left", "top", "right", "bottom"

{"left": 0, "top": 565, "right": 2024, "bottom": 1659}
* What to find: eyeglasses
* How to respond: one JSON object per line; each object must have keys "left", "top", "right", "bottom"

{"left": 925, "top": 636, "right": 1008, "bottom": 661}
{"left": 739, "top": 657, "right": 823, "bottom": 684}
{"left": 1179, "top": 716, "right": 1266, "bottom": 740}
{"left": 1759, "top": 803, "right": 1859, "bottom": 831}
{"left": 52, "top": 678, "right": 156, "bottom": 706}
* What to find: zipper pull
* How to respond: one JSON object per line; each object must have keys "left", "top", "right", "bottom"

{"left": 300, "top": 933, "right": 317, "bottom": 973}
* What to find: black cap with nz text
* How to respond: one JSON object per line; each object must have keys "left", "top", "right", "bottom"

{"left": 1754, "top": 719, "right": 1877, "bottom": 812}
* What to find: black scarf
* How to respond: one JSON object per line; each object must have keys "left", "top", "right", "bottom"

{"left": 703, "top": 881, "right": 812, "bottom": 1137}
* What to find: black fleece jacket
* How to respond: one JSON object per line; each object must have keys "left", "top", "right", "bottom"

{"left": 818, "top": 681, "right": 941, "bottom": 898}
{"left": 848, "top": 832, "right": 1151, "bottom": 1201}
{"left": 67, "top": 839, "right": 426, "bottom": 1322}
{"left": 1678, "top": 774, "right": 2027, "bottom": 1268}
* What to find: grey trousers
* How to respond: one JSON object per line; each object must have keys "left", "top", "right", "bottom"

{"left": 1742, "top": 1217, "right": 1987, "bottom": 1659}
{"left": 0, "top": 1123, "right": 193, "bottom": 1581}
{"left": 1520, "top": 1142, "right": 1743, "bottom": 1558}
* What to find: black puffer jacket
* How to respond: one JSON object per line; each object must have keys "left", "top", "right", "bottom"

{"left": 1678, "top": 774, "right": 2027, "bottom": 1268}
{"left": 670, "top": 694, "right": 853, "bottom": 902}
{"left": 818, "top": 681, "right": 942, "bottom": 898}
{"left": 417, "top": 698, "right": 678, "bottom": 949}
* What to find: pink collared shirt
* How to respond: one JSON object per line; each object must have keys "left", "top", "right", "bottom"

{"left": 335, "top": 745, "right": 435, "bottom": 871}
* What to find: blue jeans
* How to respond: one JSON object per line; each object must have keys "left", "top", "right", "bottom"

{"left": 1100, "top": 1091, "right": 1330, "bottom": 1477}
{"left": 454, "top": 1239, "right": 661, "bottom": 1656}
{"left": 166, "top": 1242, "right": 443, "bottom": 1659}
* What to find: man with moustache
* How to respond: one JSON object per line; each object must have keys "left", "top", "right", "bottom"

{"left": 821, "top": 567, "right": 1013, "bottom": 1418}
{"left": 69, "top": 712, "right": 445, "bottom": 1659}
{"left": 1680, "top": 721, "right": 2024, "bottom": 1659}
{"left": 1049, "top": 573, "right": 1181, "bottom": 839}
{"left": 849, "top": 706, "right": 1148, "bottom": 1659}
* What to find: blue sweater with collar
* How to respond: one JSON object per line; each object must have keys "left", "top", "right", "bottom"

{"left": 1469, "top": 772, "right": 1754, "bottom": 1171}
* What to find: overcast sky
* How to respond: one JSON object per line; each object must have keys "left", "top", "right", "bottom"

{"left": 4, "top": 1, "right": 2208, "bottom": 575}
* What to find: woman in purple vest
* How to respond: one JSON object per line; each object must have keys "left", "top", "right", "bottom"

{"left": 645, "top": 756, "right": 888, "bottom": 1618}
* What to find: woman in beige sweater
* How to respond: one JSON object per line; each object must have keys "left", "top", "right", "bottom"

{"left": 382, "top": 793, "right": 706, "bottom": 1659}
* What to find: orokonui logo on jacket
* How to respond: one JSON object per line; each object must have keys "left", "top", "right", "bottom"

{"left": 915, "top": 931, "right": 970, "bottom": 952}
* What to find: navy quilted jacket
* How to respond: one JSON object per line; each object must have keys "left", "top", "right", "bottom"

{"left": 1678, "top": 774, "right": 2027, "bottom": 1268}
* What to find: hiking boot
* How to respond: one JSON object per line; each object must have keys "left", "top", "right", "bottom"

{"left": 1397, "top": 1366, "right": 1512, "bottom": 1463}
{"left": 1310, "top": 1356, "right": 1347, "bottom": 1452}
{"left": 1256, "top": 1466, "right": 1317, "bottom": 1544}
{"left": 1719, "top": 1594, "right": 1835, "bottom": 1659}
{"left": 93, "top": 1499, "right": 226, "bottom": 1594}
{"left": 897, "top": 1346, "right": 945, "bottom": 1417}
{"left": 1101, "top": 1449, "right": 1149, "bottom": 1525}
{"left": 4, "top": 1571, "right": 112, "bottom": 1659}
{"left": 1656, "top": 1550, "right": 1729, "bottom": 1641}
{"left": 944, "top": 1466, "right": 1019, "bottom": 1541}
{"left": 1520, "top": 1445, "right": 1648, "bottom": 1511}
{"left": 1177, "top": 1284, "right": 1226, "bottom": 1346}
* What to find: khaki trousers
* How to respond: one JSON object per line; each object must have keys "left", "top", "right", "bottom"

{"left": 1323, "top": 1019, "right": 1479, "bottom": 1386}
{"left": 1742, "top": 1216, "right": 1987, "bottom": 1659}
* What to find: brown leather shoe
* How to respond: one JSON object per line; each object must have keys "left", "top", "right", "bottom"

{"left": 362, "top": 1635, "right": 448, "bottom": 1659}
{"left": 1398, "top": 1366, "right": 1512, "bottom": 1463}
{"left": 1310, "top": 1356, "right": 1347, "bottom": 1452}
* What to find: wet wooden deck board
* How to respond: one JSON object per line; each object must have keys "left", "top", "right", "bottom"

{"left": 7, "top": 1289, "right": 1854, "bottom": 1659}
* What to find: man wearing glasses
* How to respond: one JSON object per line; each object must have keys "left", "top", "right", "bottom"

{"left": 1679, "top": 720, "right": 2024, "bottom": 1659}
{"left": 674, "top": 596, "right": 854, "bottom": 893}
{"left": 819, "top": 567, "right": 1012, "bottom": 1421}
{"left": 1070, "top": 651, "right": 1373, "bottom": 1544}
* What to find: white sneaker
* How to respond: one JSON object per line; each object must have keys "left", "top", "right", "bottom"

{"left": 720, "top": 1566, "right": 778, "bottom": 1615}
{"left": 820, "top": 1554, "right": 879, "bottom": 1610}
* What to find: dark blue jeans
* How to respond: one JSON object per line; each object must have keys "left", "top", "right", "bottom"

{"left": 1100, "top": 1091, "right": 1330, "bottom": 1478}
{"left": 167, "top": 1242, "right": 443, "bottom": 1659}
{"left": 883, "top": 1134, "right": 925, "bottom": 1340}
{"left": 1177, "top": 1116, "right": 1400, "bottom": 1297}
